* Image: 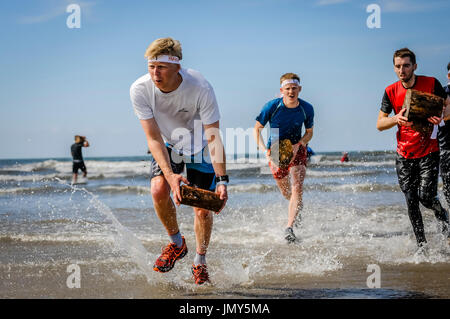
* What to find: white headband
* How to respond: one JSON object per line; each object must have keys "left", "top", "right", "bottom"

{"left": 281, "top": 79, "right": 300, "bottom": 88}
{"left": 148, "top": 55, "right": 180, "bottom": 64}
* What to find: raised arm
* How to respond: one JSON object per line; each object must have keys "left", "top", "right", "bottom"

{"left": 83, "top": 137, "right": 90, "bottom": 147}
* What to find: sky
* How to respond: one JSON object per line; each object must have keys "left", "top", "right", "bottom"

{"left": 0, "top": 0, "right": 449, "bottom": 159}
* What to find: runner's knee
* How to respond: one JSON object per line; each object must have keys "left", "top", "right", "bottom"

{"left": 281, "top": 188, "right": 291, "bottom": 199}
{"left": 403, "top": 191, "right": 419, "bottom": 209}
{"left": 291, "top": 182, "right": 304, "bottom": 194}
{"left": 194, "top": 208, "right": 212, "bottom": 220}
{"left": 418, "top": 197, "right": 434, "bottom": 209}
{"left": 150, "top": 178, "right": 170, "bottom": 202}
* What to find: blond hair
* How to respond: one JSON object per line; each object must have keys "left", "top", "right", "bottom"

{"left": 144, "top": 37, "right": 182, "bottom": 60}
{"left": 280, "top": 73, "right": 300, "bottom": 85}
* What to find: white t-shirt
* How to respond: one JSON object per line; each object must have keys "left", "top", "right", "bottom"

{"left": 130, "top": 68, "right": 221, "bottom": 156}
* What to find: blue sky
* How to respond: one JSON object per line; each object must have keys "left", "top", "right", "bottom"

{"left": 0, "top": 0, "right": 449, "bottom": 158}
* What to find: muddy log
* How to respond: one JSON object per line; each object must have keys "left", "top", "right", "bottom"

{"left": 180, "top": 185, "right": 224, "bottom": 212}
{"left": 269, "top": 139, "right": 294, "bottom": 169}
{"left": 402, "top": 89, "right": 444, "bottom": 135}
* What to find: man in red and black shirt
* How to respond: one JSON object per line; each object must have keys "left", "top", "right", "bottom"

{"left": 377, "top": 48, "right": 449, "bottom": 249}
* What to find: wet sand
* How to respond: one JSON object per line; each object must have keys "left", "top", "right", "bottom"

{"left": 1, "top": 256, "right": 448, "bottom": 299}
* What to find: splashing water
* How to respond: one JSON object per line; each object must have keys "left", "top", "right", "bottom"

{"left": 56, "top": 178, "right": 158, "bottom": 283}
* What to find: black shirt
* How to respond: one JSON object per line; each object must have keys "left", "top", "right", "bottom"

{"left": 71, "top": 143, "right": 84, "bottom": 161}
{"left": 438, "top": 82, "right": 450, "bottom": 150}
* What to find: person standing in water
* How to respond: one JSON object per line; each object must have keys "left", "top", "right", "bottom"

{"left": 71, "top": 135, "right": 89, "bottom": 184}
{"left": 253, "top": 73, "right": 314, "bottom": 243}
{"left": 340, "top": 152, "right": 349, "bottom": 163}
{"left": 376, "top": 48, "right": 449, "bottom": 251}
{"left": 130, "top": 37, "right": 228, "bottom": 284}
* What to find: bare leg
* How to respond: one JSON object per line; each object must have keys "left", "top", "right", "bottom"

{"left": 194, "top": 208, "right": 213, "bottom": 255}
{"left": 275, "top": 175, "right": 292, "bottom": 200}
{"left": 72, "top": 173, "right": 78, "bottom": 184}
{"left": 151, "top": 176, "right": 179, "bottom": 235}
{"left": 287, "top": 164, "right": 306, "bottom": 228}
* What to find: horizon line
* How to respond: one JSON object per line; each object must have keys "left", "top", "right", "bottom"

{"left": 0, "top": 149, "right": 397, "bottom": 161}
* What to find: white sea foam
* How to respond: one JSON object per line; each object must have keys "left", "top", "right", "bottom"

{"left": 311, "top": 160, "right": 394, "bottom": 168}
{"left": 0, "top": 233, "right": 113, "bottom": 244}
{"left": 98, "top": 185, "right": 149, "bottom": 194}
{"left": 0, "top": 159, "right": 269, "bottom": 182}
{"left": 259, "top": 166, "right": 379, "bottom": 177}
{"left": 3, "top": 154, "right": 446, "bottom": 292}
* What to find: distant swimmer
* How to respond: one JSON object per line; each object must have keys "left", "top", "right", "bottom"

{"left": 71, "top": 135, "right": 89, "bottom": 184}
{"left": 130, "top": 37, "right": 227, "bottom": 285}
{"left": 376, "top": 48, "right": 450, "bottom": 251}
{"left": 437, "top": 62, "right": 450, "bottom": 217}
{"left": 254, "top": 72, "right": 314, "bottom": 244}
{"left": 340, "top": 152, "right": 349, "bottom": 163}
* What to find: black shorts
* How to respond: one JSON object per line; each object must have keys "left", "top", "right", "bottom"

{"left": 72, "top": 161, "right": 86, "bottom": 174}
{"left": 149, "top": 147, "right": 216, "bottom": 191}
{"left": 440, "top": 149, "right": 450, "bottom": 204}
{"left": 395, "top": 152, "right": 439, "bottom": 198}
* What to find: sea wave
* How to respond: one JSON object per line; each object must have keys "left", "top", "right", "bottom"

{"left": 0, "top": 181, "right": 400, "bottom": 195}
{"left": 258, "top": 167, "right": 382, "bottom": 178}
{"left": 0, "top": 159, "right": 269, "bottom": 181}
{"left": 227, "top": 183, "right": 278, "bottom": 193}
{"left": 306, "top": 170, "right": 381, "bottom": 177}
{"left": 97, "top": 185, "right": 149, "bottom": 194}
{"left": 305, "top": 183, "right": 400, "bottom": 193}
{"left": 309, "top": 160, "right": 395, "bottom": 168}
{"left": 0, "top": 233, "right": 112, "bottom": 244}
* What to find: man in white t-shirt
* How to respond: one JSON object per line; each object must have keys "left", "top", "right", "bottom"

{"left": 130, "top": 37, "right": 228, "bottom": 285}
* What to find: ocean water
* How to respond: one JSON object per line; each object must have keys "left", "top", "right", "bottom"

{"left": 0, "top": 151, "right": 449, "bottom": 298}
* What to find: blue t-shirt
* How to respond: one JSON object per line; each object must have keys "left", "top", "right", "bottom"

{"left": 256, "top": 98, "right": 314, "bottom": 148}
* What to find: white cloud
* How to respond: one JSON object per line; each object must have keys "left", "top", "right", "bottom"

{"left": 18, "top": 1, "right": 96, "bottom": 24}
{"left": 314, "top": 0, "right": 449, "bottom": 11}
{"left": 315, "top": 0, "right": 351, "bottom": 6}
{"left": 379, "top": 0, "right": 449, "bottom": 13}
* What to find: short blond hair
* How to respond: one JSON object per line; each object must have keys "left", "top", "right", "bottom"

{"left": 280, "top": 73, "right": 300, "bottom": 85}
{"left": 144, "top": 37, "right": 182, "bottom": 60}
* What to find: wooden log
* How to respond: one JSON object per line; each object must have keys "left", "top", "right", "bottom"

{"left": 269, "top": 139, "right": 293, "bottom": 169}
{"left": 402, "top": 89, "right": 444, "bottom": 135}
{"left": 180, "top": 185, "right": 224, "bottom": 212}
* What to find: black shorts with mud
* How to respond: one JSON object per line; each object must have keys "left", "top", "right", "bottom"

{"left": 149, "top": 147, "right": 216, "bottom": 191}
{"left": 395, "top": 152, "right": 448, "bottom": 245}
{"left": 440, "top": 150, "right": 450, "bottom": 208}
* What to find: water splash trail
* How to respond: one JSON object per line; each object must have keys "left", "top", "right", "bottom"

{"left": 55, "top": 178, "right": 155, "bottom": 282}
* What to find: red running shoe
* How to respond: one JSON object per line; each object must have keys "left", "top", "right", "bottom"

{"left": 153, "top": 237, "right": 187, "bottom": 273}
{"left": 191, "top": 264, "right": 210, "bottom": 285}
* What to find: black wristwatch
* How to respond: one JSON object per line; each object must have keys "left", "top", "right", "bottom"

{"left": 215, "top": 175, "right": 229, "bottom": 183}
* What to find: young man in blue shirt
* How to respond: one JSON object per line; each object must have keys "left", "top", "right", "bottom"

{"left": 253, "top": 73, "right": 314, "bottom": 243}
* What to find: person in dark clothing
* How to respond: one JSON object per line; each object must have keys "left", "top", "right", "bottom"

{"left": 438, "top": 62, "right": 450, "bottom": 212}
{"left": 71, "top": 135, "right": 89, "bottom": 184}
{"left": 376, "top": 48, "right": 450, "bottom": 251}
